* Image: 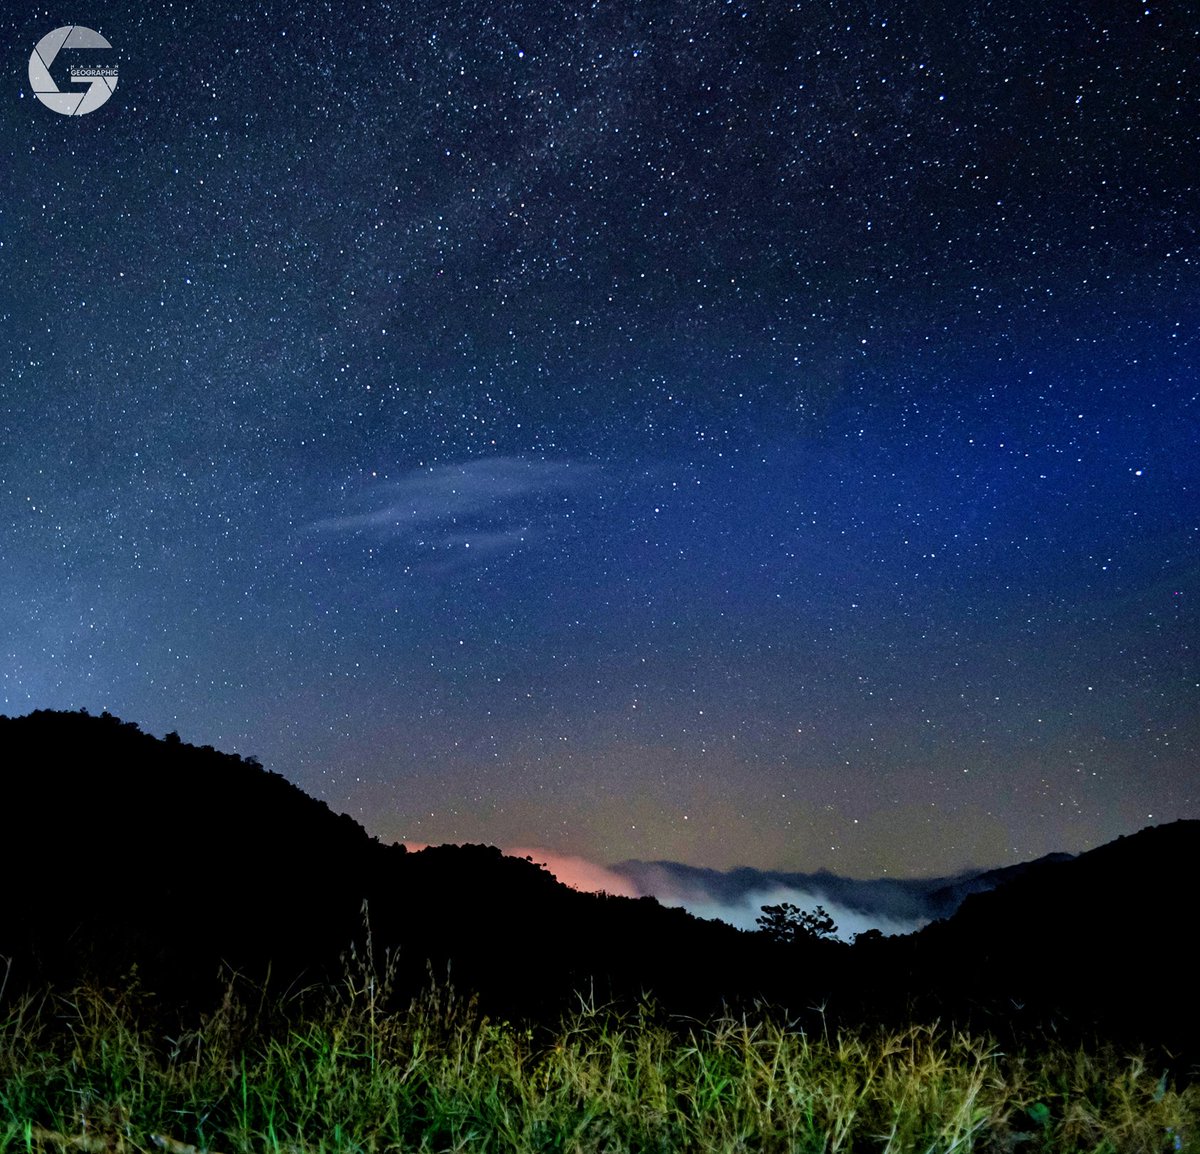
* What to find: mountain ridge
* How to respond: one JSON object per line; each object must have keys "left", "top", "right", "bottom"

{"left": 2, "top": 708, "right": 1196, "bottom": 1067}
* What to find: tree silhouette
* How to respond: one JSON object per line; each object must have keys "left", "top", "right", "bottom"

{"left": 756, "top": 902, "right": 838, "bottom": 943}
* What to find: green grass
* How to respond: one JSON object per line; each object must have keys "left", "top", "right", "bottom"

{"left": 1, "top": 953, "right": 1195, "bottom": 1154}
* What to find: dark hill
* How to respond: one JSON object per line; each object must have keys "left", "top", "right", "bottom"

{"left": 0, "top": 710, "right": 773, "bottom": 1017}
{"left": 920, "top": 850, "right": 1077, "bottom": 919}
{"left": 868, "top": 818, "right": 1200, "bottom": 1059}
{"left": 0, "top": 709, "right": 383, "bottom": 996}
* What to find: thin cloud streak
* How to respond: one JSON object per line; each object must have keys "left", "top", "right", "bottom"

{"left": 302, "top": 456, "right": 598, "bottom": 571}
{"left": 308, "top": 458, "right": 593, "bottom": 537}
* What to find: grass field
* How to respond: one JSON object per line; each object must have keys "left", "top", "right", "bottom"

{"left": 2, "top": 952, "right": 1196, "bottom": 1154}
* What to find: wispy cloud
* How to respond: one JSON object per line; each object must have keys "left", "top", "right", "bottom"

{"left": 607, "top": 860, "right": 968, "bottom": 940}
{"left": 395, "top": 845, "right": 998, "bottom": 940}
{"left": 305, "top": 457, "right": 596, "bottom": 566}
{"left": 413, "top": 846, "right": 936, "bottom": 938}
{"left": 653, "top": 883, "right": 927, "bottom": 941}
{"left": 440, "top": 525, "right": 533, "bottom": 558}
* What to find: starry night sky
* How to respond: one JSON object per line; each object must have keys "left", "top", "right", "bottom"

{"left": 2, "top": 0, "right": 1197, "bottom": 877}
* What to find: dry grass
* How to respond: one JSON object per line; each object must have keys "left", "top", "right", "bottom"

{"left": 1, "top": 950, "right": 1196, "bottom": 1153}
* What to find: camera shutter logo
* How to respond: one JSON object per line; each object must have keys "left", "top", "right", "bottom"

{"left": 29, "top": 26, "right": 118, "bottom": 116}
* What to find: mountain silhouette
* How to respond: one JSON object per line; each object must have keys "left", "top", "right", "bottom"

{"left": 889, "top": 818, "right": 1200, "bottom": 1052}
{"left": 1, "top": 709, "right": 1195, "bottom": 1068}
{"left": 0, "top": 709, "right": 762, "bottom": 1017}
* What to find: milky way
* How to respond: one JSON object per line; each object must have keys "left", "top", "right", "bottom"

{"left": 1, "top": 0, "right": 1196, "bottom": 876}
